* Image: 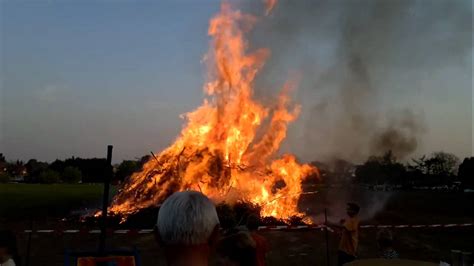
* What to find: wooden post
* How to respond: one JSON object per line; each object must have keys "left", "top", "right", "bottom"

{"left": 25, "top": 217, "right": 33, "bottom": 266}
{"left": 99, "top": 145, "right": 113, "bottom": 254}
{"left": 325, "top": 208, "right": 330, "bottom": 266}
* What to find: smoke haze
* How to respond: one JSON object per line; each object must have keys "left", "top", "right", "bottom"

{"left": 245, "top": 0, "right": 471, "bottom": 162}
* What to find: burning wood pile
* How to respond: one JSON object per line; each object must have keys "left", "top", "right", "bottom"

{"left": 107, "top": 1, "right": 318, "bottom": 222}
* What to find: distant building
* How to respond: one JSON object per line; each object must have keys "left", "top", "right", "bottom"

{"left": 9, "top": 161, "right": 27, "bottom": 177}
{"left": 10, "top": 175, "right": 25, "bottom": 183}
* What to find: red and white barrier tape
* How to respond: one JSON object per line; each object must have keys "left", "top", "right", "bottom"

{"left": 257, "top": 224, "right": 335, "bottom": 232}
{"left": 17, "top": 223, "right": 473, "bottom": 234}
{"left": 358, "top": 223, "right": 473, "bottom": 229}
{"left": 257, "top": 223, "right": 473, "bottom": 231}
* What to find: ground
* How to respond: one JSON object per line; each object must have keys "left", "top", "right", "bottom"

{"left": 0, "top": 183, "right": 106, "bottom": 219}
{"left": 1, "top": 183, "right": 473, "bottom": 265}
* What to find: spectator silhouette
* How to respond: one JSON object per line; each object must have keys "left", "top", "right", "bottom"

{"left": 155, "top": 191, "right": 220, "bottom": 266}
{"left": 0, "top": 230, "right": 19, "bottom": 266}
{"left": 216, "top": 231, "right": 257, "bottom": 266}
{"left": 377, "top": 229, "right": 399, "bottom": 259}
{"left": 246, "top": 214, "right": 269, "bottom": 266}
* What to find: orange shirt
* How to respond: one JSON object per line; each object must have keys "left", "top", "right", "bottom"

{"left": 338, "top": 216, "right": 359, "bottom": 256}
{"left": 250, "top": 232, "right": 269, "bottom": 266}
{"left": 77, "top": 256, "right": 136, "bottom": 266}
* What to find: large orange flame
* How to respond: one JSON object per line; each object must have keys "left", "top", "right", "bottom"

{"left": 109, "top": 2, "right": 318, "bottom": 221}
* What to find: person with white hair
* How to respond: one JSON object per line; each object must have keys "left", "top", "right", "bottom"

{"left": 155, "top": 190, "right": 220, "bottom": 266}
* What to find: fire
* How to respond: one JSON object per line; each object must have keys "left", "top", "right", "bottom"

{"left": 264, "top": 0, "right": 277, "bottom": 15}
{"left": 109, "top": 1, "right": 318, "bottom": 221}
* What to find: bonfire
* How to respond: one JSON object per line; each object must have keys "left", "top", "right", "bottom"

{"left": 109, "top": 0, "right": 318, "bottom": 221}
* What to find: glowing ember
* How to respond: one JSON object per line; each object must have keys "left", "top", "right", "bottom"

{"left": 109, "top": 1, "right": 318, "bottom": 221}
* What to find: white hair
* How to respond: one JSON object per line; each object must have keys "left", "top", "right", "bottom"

{"left": 157, "top": 190, "right": 220, "bottom": 245}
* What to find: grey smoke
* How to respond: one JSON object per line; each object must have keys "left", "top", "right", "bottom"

{"left": 244, "top": 0, "right": 471, "bottom": 162}
{"left": 371, "top": 110, "right": 425, "bottom": 158}
{"left": 307, "top": 187, "right": 393, "bottom": 223}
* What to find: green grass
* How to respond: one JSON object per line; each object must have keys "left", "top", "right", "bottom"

{"left": 0, "top": 183, "right": 115, "bottom": 219}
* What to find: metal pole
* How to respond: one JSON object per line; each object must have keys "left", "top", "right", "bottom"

{"left": 325, "top": 208, "right": 330, "bottom": 266}
{"left": 25, "top": 217, "right": 33, "bottom": 266}
{"left": 99, "top": 145, "right": 113, "bottom": 254}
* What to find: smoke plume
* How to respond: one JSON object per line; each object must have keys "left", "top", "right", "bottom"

{"left": 244, "top": 0, "right": 471, "bottom": 162}
{"left": 371, "top": 110, "right": 424, "bottom": 158}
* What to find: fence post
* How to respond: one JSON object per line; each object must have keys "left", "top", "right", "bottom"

{"left": 99, "top": 145, "right": 113, "bottom": 254}
{"left": 25, "top": 217, "right": 33, "bottom": 266}
{"left": 325, "top": 208, "right": 330, "bottom": 266}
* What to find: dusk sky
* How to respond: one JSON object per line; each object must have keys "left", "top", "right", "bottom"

{"left": 1, "top": 0, "right": 472, "bottom": 163}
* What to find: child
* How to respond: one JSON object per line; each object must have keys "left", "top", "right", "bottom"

{"left": 328, "top": 203, "right": 360, "bottom": 266}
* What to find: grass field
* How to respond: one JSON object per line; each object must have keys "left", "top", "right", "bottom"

{"left": 0, "top": 183, "right": 113, "bottom": 219}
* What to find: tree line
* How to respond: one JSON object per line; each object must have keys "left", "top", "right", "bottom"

{"left": 0, "top": 153, "right": 150, "bottom": 184}
{"left": 314, "top": 151, "right": 473, "bottom": 190}
{"left": 1, "top": 152, "right": 473, "bottom": 190}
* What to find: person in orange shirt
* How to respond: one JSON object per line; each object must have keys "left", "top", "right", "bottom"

{"left": 328, "top": 203, "right": 360, "bottom": 266}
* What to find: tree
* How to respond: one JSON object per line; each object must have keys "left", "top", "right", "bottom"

{"left": 332, "top": 159, "right": 354, "bottom": 183}
{"left": 408, "top": 152, "right": 460, "bottom": 186}
{"left": 355, "top": 158, "right": 383, "bottom": 184}
{"left": 426, "top": 152, "right": 459, "bottom": 177}
{"left": 25, "top": 159, "right": 49, "bottom": 183}
{"left": 68, "top": 158, "right": 108, "bottom": 183}
{"left": 49, "top": 159, "right": 66, "bottom": 173}
{"left": 47, "top": 157, "right": 109, "bottom": 183}
{"left": 355, "top": 151, "right": 407, "bottom": 185}
{"left": 62, "top": 166, "right": 82, "bottom": 183}
{"left": 38, "top": 170, "right": 61, "bottom": 184}
{"left": 139, "top": 155, "right": 152, "bottom": 165}
{"left": 0, "top": 154, "right": 7, "bottom": 175}
{"left": 0, "top": 172, "right": 10, "bottom": 183}
{"left": 115, "top": 160, "right": 140, "bottom": 182}
{"left": 409, "top": 155, "right": 427, "bottom": 173}
{"left": 458, "top": 157, "right": 474, "bottom": 189}
{"left": 7, "top": 160, "right": 26, "bottom": 177}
